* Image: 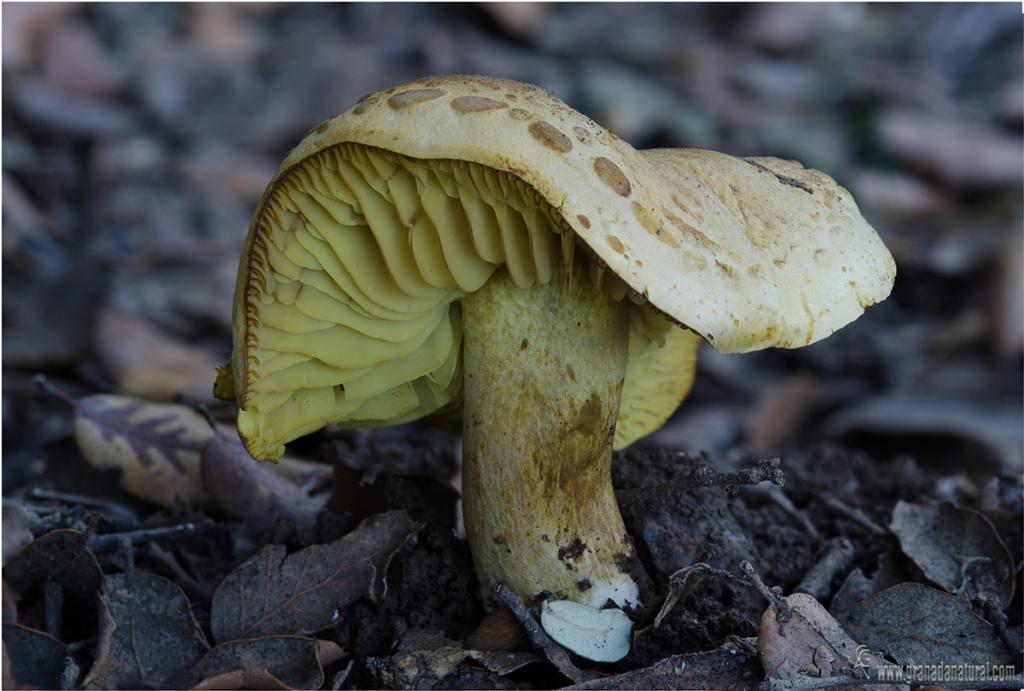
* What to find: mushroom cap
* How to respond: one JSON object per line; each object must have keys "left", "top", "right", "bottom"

{"left": 281, "top": 74, "right": 895, "bottom": 353}
{"left": 223, "top": 74, "right": 894, "bottom": 459}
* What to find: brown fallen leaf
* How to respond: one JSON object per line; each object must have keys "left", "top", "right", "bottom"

{"left": 3, "top": 528, "right": 103, "bottom": 634}
{"left": 889, "top": 501, "right": 1015, "bottom": 607}
{"left": 39, "top": 18, "right": 123, "bottom": 97}
{"left": 0, "top": 2, "right": 76, "bottom": 70}
{"left": 994, "top": 231, "right": 1023, "bottom": 357}
{"left": 201, "top": 434, "right": 326, "bottom": 539}
{"left": 482, "top": 2, "right": 548, "bottom": 38}
{"left": 83, "top": 571, "right": 210, "bottom": 690}
{"left": 745, "top": 373, "right": 821, "bottom": 453}
{"left": 2, "top": 623, "right": 79, "bottom": 690}
{"left": 837, "top": 583, "right": 1015, "bottom": 667}
{"left": 189, "top": 636, "right": 344, "bottom": 691}
{"left": 210, "top": 511, "right": 422, "bottom": 643}
{"left": 71, "top": 392, "right": 331, "bottom": 510}
{"left": 74, "top": 394, "right": 218, "bottom": 508}
{"left": 568, "top": 647, "right": 761, "bottom": 689}
{"left": 463, "top": 606, "right": 528, "bottom": 652}
{"left": 95, "top": 310, "right": 222, "bottom": 402}
{"left": 371, "top": 628, "right": 538, "bottom": 689}
{"left": 878, "top": 108, "right": 1024, "bottom": 188}
{"left": 757, "top": 592, "right": 871, "bottom": 682}
{"left": 825, "top": 394, "right": 1023, "bottom": 471}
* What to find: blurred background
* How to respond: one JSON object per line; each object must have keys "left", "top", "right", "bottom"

{"left": 3, "top": 2, "right": 1022, "bottom": 488}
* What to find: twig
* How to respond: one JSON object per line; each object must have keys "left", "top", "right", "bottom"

{"left": 794, "top": 537, "right": 855, "bottom": 602}
{"left": 684, "top": 457, "right": 784, "bottom": 491}
{"left": 32, "top": 374, "right": 76, "bottom": 408}
{"left": 25, "top": 488, "right": 140, "bottom": 528}
{"left": 738, "top": 561, "right": 789, "bottom": 614}
{"left": 983, "top": 599, "right": 1024, "bottom": 667}
{"left": 761, "top": 487, "right": 819, "bottom": 539}
{"left": 87, "top": 522, "right": 213, "bottom": 551}
{"left": 655, "top": 563, "right": 737, "bottom": 628}
{"left": 145, "top": 543, "right": 213, "bottom": 605}
{"left": 823, "top": 497, "right": 886, "bottom": 536}
{"left": 493, "top": 584, "right": 601, "bottom": 684}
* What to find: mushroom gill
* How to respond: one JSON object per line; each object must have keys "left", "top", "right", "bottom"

{"left": 219, "top": 143, "right": 697, "bottom": 462}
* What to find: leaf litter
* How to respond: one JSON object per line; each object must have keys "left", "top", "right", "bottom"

{"left": 210, "top": 511, "right": 421, "bottom": 643}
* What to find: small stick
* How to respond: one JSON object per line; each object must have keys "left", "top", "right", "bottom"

{"left": 684, "top": 458, "right": 784, "bottom": 491}
{"left": 794, "top": 537, "right": 855, "bottom": 602}
{"left": 983, "top": 599, "right": 1024, "bottom": 667}
{"left": 739, "top": 561, "right": 789, "bottom": 615}
{"left": 823, "top": 497, "right": 886, "bottom": 536}
{"left": 87, "top": 522, "right": 212, "bottom": 551}
{"left": 655, "top": 563, "right": 737, "bottom": 628}
{"left": 145, "top": 543, "right": 213, "bottom": 605}
{"left": 493, "top": 584, "right": 601, "bottom": 684}
{"left": 25, "top": 488, "right": 139, "bottom": 528}
{"left": 762, "top": 487, "right": 819, "bottom": 539}
{"left": 32, "top": 374, "right": 76, "bottom": 408}
{"left": 43, "top": 580, "right": 63, "bottom": 638}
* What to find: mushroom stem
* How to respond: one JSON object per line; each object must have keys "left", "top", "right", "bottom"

{"left": 461, "top": 266, "right": 639, "bottom": 609}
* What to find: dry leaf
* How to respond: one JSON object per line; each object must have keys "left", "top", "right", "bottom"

{"left": 74, "top": 394, "right": 218, "bottom": 508}
{"left": 210, "top": 511, "right": 421, "bottom": 643}
{"left": 889, "top": 501, "right": 1015, "bottom": 607}
{"left": 189, "top": 636, "right": 344, "bottom": 690}
{"left": 371, "top": 628, "right": 537, "bottom": 689}
{"left": 837, "top": 583, "right": 1015, "bottom": 667}
{"left": 3, "top": 529, "right": 102, "bottom": 633}
{"left": 568, "top": 647, "right": 761, "bottom": 689}
{"left": 2, "top": 623, "right": 79, "bottom": 690}
{"left": 994, "top": 231, "right": 1023, "bottom": 357}
{"left": 72, "top": 393, "right": 331, "bottom": 510}
{"left": 463, "top": 606, "right": 527, "bottom": 652}
{"left": 757, "top": 592, "right": 865, "bottom": 681}
{"left": 83, "top": 571, "right": 210, "bottom": 690}
{"left": 482, "top": 3, "right": 548, "bottom": 38}
{"left": 745, "top": 373, "right": 820, "bottom": 453}
{"left": 95, "top": 310, "right": 221, "bottom": 402}
{"left": 878, "top": 109, "right": 1024, "bottom": 188}
{"left": 201, "top": 435, "right": 326, "bottom": 539}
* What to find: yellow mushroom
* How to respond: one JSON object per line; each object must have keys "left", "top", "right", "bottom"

{"left": 216, "top": 75, "right": 895, "bottom": 659}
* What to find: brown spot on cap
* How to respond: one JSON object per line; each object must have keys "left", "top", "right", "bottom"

{"left": 508, "top": 108, "right": 533, "bottom": 121}
{"left": 606, "top": 235, "right": 625, "bottom": 254}
{"left": 519, "top": 338, "right": 529, "bottom": 350}
{"left": 388, "top": 88, "right": 446, "bottom": 109}
{"left": 528, "top": 121, "right": 573, "bottom": 153}
{"left": 632, "top": 201, "right": 677, "bottom": 247}
{"left": 576, "top": 214, "right": 591, "bottom": 229}
{"left": 663, "top": 207, "right": 719, "bottom": 250}
{"left": 593, "top": 157, "right": 631, "bottom": 197}
{"left": 451, "top": 95, "right": 509, "bottom": 113}
{"left": 573, "top": 126, "right": 593, "bottom": 144}
{"left": 352, "top": 96, "right": 379, "bottom": 115}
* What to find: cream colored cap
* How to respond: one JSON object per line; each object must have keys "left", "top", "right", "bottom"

{"left": 280, "top": 74, "right": 895, "bottom": 354}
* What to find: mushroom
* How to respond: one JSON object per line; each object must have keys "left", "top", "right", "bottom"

{"left": 215, "top": 75, "right": 895, "bottom": 660}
